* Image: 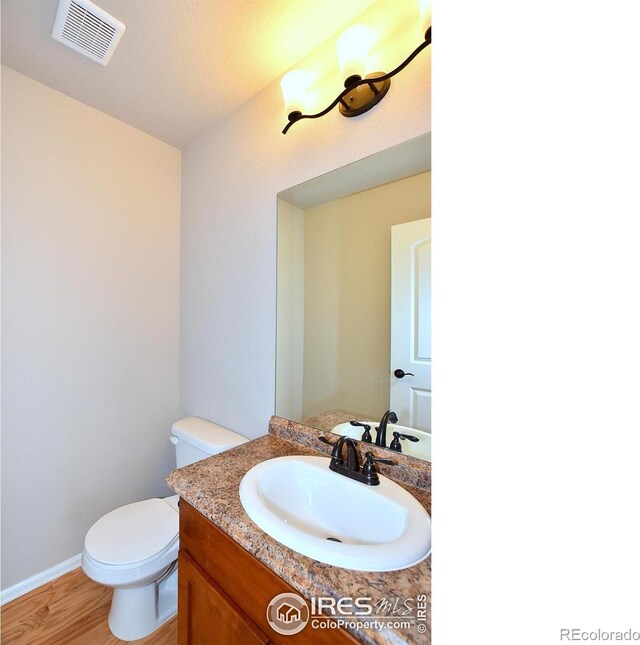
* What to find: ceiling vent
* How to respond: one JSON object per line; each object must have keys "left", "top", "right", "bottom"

{"left": 52, "top": 0, "right": 126, "bottom": 66}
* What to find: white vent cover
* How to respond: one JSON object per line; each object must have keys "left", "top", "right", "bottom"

{"left": 52, "top": 0, "right": 126, "bottom": 66}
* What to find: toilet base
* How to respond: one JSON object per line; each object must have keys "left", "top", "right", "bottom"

{"left": 108, "top": 563, "right": 177, "bottom": 641}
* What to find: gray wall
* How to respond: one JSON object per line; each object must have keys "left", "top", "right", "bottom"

{"left": 179, "top": 18, "right": 431, "bottom": 438}
{"left": 1, "top": 68, "right": 181, "bottom": 589}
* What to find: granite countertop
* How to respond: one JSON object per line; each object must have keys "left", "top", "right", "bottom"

{"left": 167, "top": 416, "right": 431, "bottom": 645}
{"left": 303, "top": 409, "right": 362, "bottom": 432}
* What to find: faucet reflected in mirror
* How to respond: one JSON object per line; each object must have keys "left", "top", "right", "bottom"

{"left": 374, "top": 410, "right": 398, "bottom": 448}
{"left": 276, "top": 135, "right": 431, "bottom": 463}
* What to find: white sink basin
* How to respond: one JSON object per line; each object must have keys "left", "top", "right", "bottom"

{"left": 239, "top": 455, "right": 431, "bottom": 571}
{"left": 331, "top": 422, "right": 432, "bottom": 462}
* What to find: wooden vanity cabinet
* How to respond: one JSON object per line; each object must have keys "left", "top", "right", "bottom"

{"left": 178, "top": 499, "right": 360, "bottom": 645}
{"left": 179, "top": 551, "right": 268, "bottom": 645}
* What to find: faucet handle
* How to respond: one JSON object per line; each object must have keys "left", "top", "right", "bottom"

{"left": 389, "top": 431, "right": 420, "bottom": 452}
{"left": 389, "top": 432, "right": 402, "bottom": 452}
{"left": 365, "top": 452, "right": 395, "bottom": 466}
{"left": 350, "top": 420, "right": 372, "bottom": 443}
{"left": 362, "top": 451, "right": 395, "bottom": 485}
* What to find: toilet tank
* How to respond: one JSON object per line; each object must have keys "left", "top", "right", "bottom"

{"left": 170, "top": 417, "right": 249, "bottom": 468}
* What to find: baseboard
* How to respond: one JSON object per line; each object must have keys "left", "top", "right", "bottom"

{"left": 1, "top": 553, "right": 82, "bottom": 605}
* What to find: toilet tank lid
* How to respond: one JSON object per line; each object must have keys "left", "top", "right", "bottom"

{"left": 171, "top": 417, "right": 248, "bottom": 454}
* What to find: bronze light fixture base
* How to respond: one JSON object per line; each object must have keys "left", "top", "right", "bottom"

{"left": 282, "top": 26, "right": 431, "bottom": 134}
{"left": 338, "top": 73, "right": 391, "bottom": 118}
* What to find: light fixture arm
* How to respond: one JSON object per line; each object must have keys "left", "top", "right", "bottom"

{"left": 282, "top": 27, "right": 431, "bottom": 135}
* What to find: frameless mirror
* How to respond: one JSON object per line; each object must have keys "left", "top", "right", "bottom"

{"left": 276, "top": 135, "right": 431, "bottom": 462}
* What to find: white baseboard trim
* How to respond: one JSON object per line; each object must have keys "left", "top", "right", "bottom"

{"left": 1, "top": 553, "right": 82, "bottom": 605}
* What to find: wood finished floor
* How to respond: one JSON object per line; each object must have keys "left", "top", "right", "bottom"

{"left": 1, "top": 568, "right": 177, "bottom": 644}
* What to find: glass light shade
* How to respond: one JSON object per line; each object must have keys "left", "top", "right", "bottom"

{"left": 280, "top": 69, "right": 312, "bottom": 115}
{"left": 336, "top": 25, "right": 374, "bottom": 81}
{"left": 419, "top": 0, "right": 432, "bottom": 33}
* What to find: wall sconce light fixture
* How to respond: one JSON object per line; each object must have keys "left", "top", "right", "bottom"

{"left": 281, "top": 15, "right": 431, "bottom": 135}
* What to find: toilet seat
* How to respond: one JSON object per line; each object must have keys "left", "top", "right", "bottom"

{"left": 85, "top": 498, "right": 178, "bottom": 567}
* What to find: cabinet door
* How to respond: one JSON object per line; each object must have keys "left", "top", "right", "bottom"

{"left": 178, "top": 551, "right": 269, "bottom": 645}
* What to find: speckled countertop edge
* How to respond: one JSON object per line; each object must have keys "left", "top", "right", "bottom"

{"left": 167, "top": 424, "right": 430, "bottom": 645}
{"left": 269, "top": 415, "right": 431, "bottom": 492}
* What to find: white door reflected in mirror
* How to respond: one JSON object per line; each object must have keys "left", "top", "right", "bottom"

{"left": 390, "top": 218, "right": 431, "bottom": 432}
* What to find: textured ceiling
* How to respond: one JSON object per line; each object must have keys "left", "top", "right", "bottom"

{"left": 1, "top": 0, "right": 380, "bottom": 148}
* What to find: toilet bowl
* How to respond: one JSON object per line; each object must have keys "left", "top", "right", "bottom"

{"left": 82, "top": 496, "right": 179, "bottom": 640}
{"left": 81, "top": 417, "right": 248, "bottom": 641}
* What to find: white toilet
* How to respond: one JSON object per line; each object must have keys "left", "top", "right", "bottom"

{"left": 81, "top": 417, "right": 248, "bottom": 641}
